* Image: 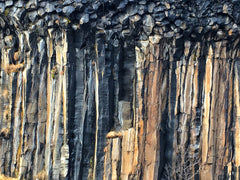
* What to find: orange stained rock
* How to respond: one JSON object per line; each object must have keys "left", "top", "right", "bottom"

{"left": 13, "top": 51, "right": 20, "bottom": 61}
{"left": 2, "top": 89, "right": 8, "bottom": 98}
{"left": 234, "top": 66, "right": 240, "bottom": 167}
{"left": 4, "top": 63, "right": 24, "bottom": 74}
{"left": 201, "top": 46, "right": 213, "bottom": 165}
{"left": 121, "top": 129, "right": 135, "bottom": 180}
{"left": 112, "top": 138, "right": 121, "bottom": 180}
{"left": 0, "top": 175, "right": 17, "bottom": 180}
{"left": 106, "top": 131, "right": 123, "bottom": 138}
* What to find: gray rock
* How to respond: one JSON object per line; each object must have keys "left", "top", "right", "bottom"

{"left": 224, "top": 16, "right": 230, "bottom": 25}
{"left": 143, "top": 26, "right": 153, "bottom": 35}
{"left": 14, "top": 8, "right": 26, "bottom": 20}
{"left": 80, "top": 14, "right": 89, "bottom": 24}
{"left": 45, "top": 3, "right": 55, "bottom": 13}
{"left": 139, "top": 0, "right": 146, "bottom": 5}
{"left": 4, "top": 35, "right": 15, "bottom": 48}
{"left": 84, "top": 6, "right": 94, "bottom": 14}
{"left": 5, "top": 0, "right": 13, "bottom": 7}
{"left": 129, "top": 15, "right": 141, "bottom": 23}
{"left": 174, "top": 19, "right": 182, "bottom": 27}
{"left": 0, "top": 17, "right": 5, "bottom": 28}
{"left": 72, "top": 24, "right": 79, "bottom": 30}
{"left": 90, "top": 13, "right": 97, "bottom": 20}
{"left": 127, "top": 4, "right": 138, "bottom": 16}
{"left": 153, "top": 5, "right": 165, "bottom": 13}
{"left": 143, "top": 14, "right": 154, "bottom": 28}
{"left": 148, "top": 2, "right": 155, "bottom": 13}
{"left": 8, "top": 6, "right": 17, "bottom": 17}
{"left": 225, "top": 23, "right": 233, "bottom": 31}
{"left": 208, "top": 17, "right": 217, "bottom": 26}
{"left": 232, "top": 24, "right": 239, "bottom": 32}
{"left": 165, "top": 2, "right": 171, "bottom": 9}
{"left": 81, "top": 0, "right": 87, "bottom": 4}
{"left": 149, "top": 35, "right": 161, "bottom": 44}
{"left": 160, "top": 20, "right": 170, "bottom": 26}
{"left": 63, "top": 6, "right": 75, "bottom": 15}
{"left": 26, "top": 0, "right": 37, "bottom": 9}
{"left": 217, "top": 30, "right": 224, "bottom": 37}
{"left": 168, "top": 10, "right": 176, "bottom": 21}
{"left": 138, "top": 5, "right": 146, "bottom": 15}
{"left": 164, "top": 31, "right": 174, "bottom": 38}
{"left": 92, "top": 2, "right": 101, "bottom": 10}
{"left": 36, "top": 19, "right": 44, "bottom": 27}
{"left": 63, "top": 0, "right": 73, "bottom": 5}
{"left": 223, "top": 4, "right": 228, "bottom": 14}
{"left": 15, "top": 1, "right": 24, "bottom": 7}
{"left": 216, "top": 16, "right": 228, "bottom": 25}
{"left": 113, "top": 39, "right": 119, "bottom": 47}
{"left": 47, "top": 20, "right": 54, "bottom": 27}
{"left": 28, "top": 11, "right": 38, "bottom": 22}
{"left": 139, "top": 32, "right": 148, "bottom": 40}
{"left": 0, "top": 3, "right": 5, "bottom": 13}
{"left": 39, "top": 2, "right": 46, "bottom": 7}
{"left": 38, "top": 8, "right": 45, "bottom": 16}
{"left": 56, "top": 7, "right": 62, "bottom": 13}
{"left": 118, "top": 14, "right": 129, "bottom": 24}
{"left": 118, "top": 0, "right": 128, "bottom": 9}
{"left": 154, "top": 13, "right": 165, "bottom": 22}
{"left": 194, "top": 26, "right": 203, "bottom": 34}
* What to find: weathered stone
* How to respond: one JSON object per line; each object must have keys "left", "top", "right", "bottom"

{"left": 165, "top": 2, "right": 171, "bottom": 9}
{"left": 194, "top": 26, "right": 203, "bottom": 34}
{"left": 63, "top": 0, "right": 73, "bottom": 5}
{"left": 148, "top": 2, "right": 155, "bottom": 13}
{"left": 129, "top": 14, "right": 141, "bottom": 23}
{"left": 28, "top": 11, "right": 38, "bottom": 22}
{"left": 118, "top": 0, "right": 128, "bottom": 9}
{"left": 143, "top": 14, "right": 154, "bottom": 35}
{"left": 149, "top": 35, "right": 161, "bottom": 44}
{"left": 4, "top": 35, "right": 15, "bottom": 48}
{"left": 167, "top": 10, "right": 176, "bottom": 21}
{"left": 0, "top": 3, "right": 5, "bottom": 13}
{"left": 90, "top": 13, "right": 97, "bottom": 19}
{"left": 26, "top": 0, "right": 37, "bottom": 9}
{"left": 126, "top": 4, "right": 138, "bottom": 16}
{"left": 37, "top": 8, "right": 45, "bottom": 16}
{"left": 118, "top": 101, "right": 132, "bottom": 129}
{"left": 5, "top": 0, "right": 13, "bottom": 7}
{"left": 121, "top": 29, "right": 131, "bottom": 37}
{"left": 15, "top": 1, "right": 24, "bottom": 7}
{"left": 80, "top": 14, "right": 89, "bottom": 24}
{"left": 63, "top": 5, "right": 75, "bottom": 15}
{"left": 14, "top": 8, "right": 26, "bottom": 21}
{"left": 154, "top": 12, "right": 165, "bottom": 22}
{"left": 45, "top": 3, "right": 55, "bottom": 13}
{"left": 175, "top": 19, "right": 182, "bottom": 27}
{"left": 138, "top": 5, "right": 146, "bottom": 15}
{"left": 164, "top": 31, "right": 174, "bottom": 38}
{"left": 153, "top": 5, "right": 166, "bottom": 13}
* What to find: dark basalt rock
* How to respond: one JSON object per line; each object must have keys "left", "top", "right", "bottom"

{"left": 0, "top": 1, "right": 239, "bottom": 180}
{"left": 63, "top": 5, "right": 75, "bottom": 15}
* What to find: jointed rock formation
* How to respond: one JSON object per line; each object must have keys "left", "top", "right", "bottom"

{"left": 0, "top": 0, "right": 239, "bottom": 179}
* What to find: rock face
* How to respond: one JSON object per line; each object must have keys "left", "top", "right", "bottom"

{"left": 0, "top": 0, "right": 239, "bottom": 180}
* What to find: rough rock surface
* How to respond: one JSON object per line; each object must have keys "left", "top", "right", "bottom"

{"left": 0, "top": 0, "right": 239, "bottom": 180}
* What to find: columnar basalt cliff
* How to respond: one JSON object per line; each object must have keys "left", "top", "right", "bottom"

{"left": 0, "top": 0, "right": 239, "bottom": 180}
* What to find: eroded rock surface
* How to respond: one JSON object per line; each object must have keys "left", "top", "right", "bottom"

{"left": 0, "top": 0, "right": 239, "bottom": 180}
